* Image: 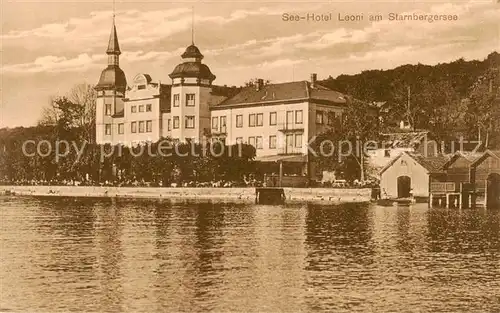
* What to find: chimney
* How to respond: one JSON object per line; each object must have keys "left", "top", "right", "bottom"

{"left": 256, "top": 78, "right": 264, "bottom": 91}
{"left": 310, "top": 73, "right": 317, "bottom": 88}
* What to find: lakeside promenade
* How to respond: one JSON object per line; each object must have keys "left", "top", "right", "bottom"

{"left": 1, "top": 185, "right": 372, "bottom": 204}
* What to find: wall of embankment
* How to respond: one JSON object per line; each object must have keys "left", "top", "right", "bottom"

{"left": 0, "top": 185, "right": 372, "bottom": 204}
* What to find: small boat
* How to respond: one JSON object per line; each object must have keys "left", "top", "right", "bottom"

{"left": 394, "top": 198, "right": 414, "bottom": 206}
{"left": 376, "top": 197, "right": 415, "bottom": 206}
{"left": 376, "top": 198, "right": 395, "bottom": 206}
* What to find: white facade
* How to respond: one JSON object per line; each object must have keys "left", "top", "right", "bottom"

{"left": 94, "top": 22, "right": 353, "bottom": 176}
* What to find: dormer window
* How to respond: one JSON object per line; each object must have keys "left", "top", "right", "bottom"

{"left": 138, "top": 85, "right": 146, "bottom": 90}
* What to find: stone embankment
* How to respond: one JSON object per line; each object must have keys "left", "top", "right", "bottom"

{"left": 1, "top": 186, "right": 371, "bottom": 204}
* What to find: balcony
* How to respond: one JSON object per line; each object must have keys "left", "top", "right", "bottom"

{"left": 277, "top": 123, "right": 305, "bottom": 133}
{"left": 208, "top": 127, "right": 227, "bottom": 137}
{"left": 278, "top": 146, "right": 304, "bottom": 155}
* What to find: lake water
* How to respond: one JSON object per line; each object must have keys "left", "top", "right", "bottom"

{"left": 1, "top": 197, "right": 499, "bottom": 312}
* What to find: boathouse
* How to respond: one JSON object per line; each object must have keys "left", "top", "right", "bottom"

{"left": 470, "top": 150, "right": 500, "bottom": 208}
{"left": 379, "top": 152, "right": 448, "bottom": 200}
{"left": 426, "top": 150, "right": 500, "bottom": 208}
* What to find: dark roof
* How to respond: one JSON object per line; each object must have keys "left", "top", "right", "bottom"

{"left": 106, "top": 20, "right": 121, "bottom": 55}
{"left": 181, "top": 44, "right": 204, "bottom": 59}
{"left": 382, "top": 131, "right": 429, "bottom": 148}
{"left": 215, "top": 81, "right": 348, "bottom": 108}
{"left": 169, "top": 62, "right": 215, "bottom": 81}
{"left": 95, "top": 65, "right": 127, "bottom": 90}
{"left": 380, "top": 151, "right": 449, "bottom": 175}
{"left": 408, "top": 153, "right": 449, "bottom": 173}
{"left": 470, "top": 149, "right": 500, "bottom": 167}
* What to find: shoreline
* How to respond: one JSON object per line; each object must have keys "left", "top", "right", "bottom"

{"left": 1, "top": 185, "right": 372, "bottom": 204}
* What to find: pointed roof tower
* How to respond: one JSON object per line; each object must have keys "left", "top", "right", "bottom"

{"left": 106, "top": 17, "right": 121, "bottom": 55}
{"left": 95, "top": 15, "right": 127, "bottom": 91}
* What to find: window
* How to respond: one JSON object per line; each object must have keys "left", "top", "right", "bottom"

{"left": 186, "top": 94, "right": 195, "bottom": 106}
{"left": 105, "top": 124, "right": 111, "bottom": 135}
{"left": 286, "top": 111, "right": 294, "bottom": 125}
{"left": 118, "top": 123, "right": 124, "bottom": 134}
{"left": 105, "top": 103, "right": 112, "bottom": 116}
{"left": 236, "top": 115, "right": 243, "bottom": 128}
{"left": 220, "top": 116, "right": 227, "bottom": 133}
{"left": 295, "top": 110, "right": 303, "bottom": 124}
{"left": 173, "top": 94, "right": 180, "bottom": 107}
{"left": 236, "top": 137, "right": 243, "bottom": 144}
{"left": 316, "top": 110, "right": 324, "bottom": 124}
{"left": 249, "top": 114, "right": 256, "bottom": 127}
{"left": 248, "top": 136, "right": 256, "bottom": 147}
{"left": 131, "top": 105, "right": 137, "bottom": 113}
{"left": 146, "top": 104, "right": 152, "bottom": 112}
{"left": 295, "top": 134, "right": 302, "bottom": 148}
{"left": 269, "top": 135, "right": 277, "bottom": 149}
{"left": 270, "top": 112, "right": 277, "bottom": 126}
{"left": 256, "top": 136, "right": 263, "bottom": 149}
{"left": 131, "top": 121, "right": 137, "bottom": 133}
{"left": 256, "top": 113, "right": 263, "bottom": 126}
{"left": 168, "top": 119, "right": 171, "bottom": 131}
{"left": 146, "top": 120, "right": 152, "bottom": 132}
{"left": 212, "top": 117, "right": 219, "bottom": 130}
{"left": 328, "top": 111, "right": 336, "bottom": 126}
{"left": 185, "top": 116, "right": 195, "bottom": 128}
{"left": 139, "top": 121, "right": 145, "bottom": 133}
{"left": 138, "top": 85, "right": 146, "bottom": 90}
{"left": 286, "top": 134, "right": 293, "bottom": 148}
{"left": 173, "top": 116, "right": 180, "bottom": 129}
{"left": 139, "top": 105, "right": 145, "bottom": 112}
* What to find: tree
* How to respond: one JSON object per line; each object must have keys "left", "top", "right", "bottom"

{"left": 312, "top": 98, "right": 380, "bottom": 183}
{"left": 416, "top": 80, "right": 465, "bottom": 143}
{"left": 467, "top": 67, "right": 500, "bottom": 148}
{"left": 68, "top": 83, "right": 97, "bottom": 143}
{"left": 244, "top": 78, "right": 271, "bottom": 87}
{"left": 38, "top": 83, "right": 96, "bottom": 142}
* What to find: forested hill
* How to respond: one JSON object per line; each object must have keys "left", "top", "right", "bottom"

{"left": 320, "top": 51, "right": 500, "bottom": 135}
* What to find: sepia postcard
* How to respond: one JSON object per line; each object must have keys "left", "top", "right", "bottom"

{"left": 1, "top": 0, "right": 499, "bottom": 312}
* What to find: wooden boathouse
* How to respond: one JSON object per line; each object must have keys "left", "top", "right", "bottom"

{"left": 429, "top": 150, "right": 500, "bottom": 209}
{"left": 379, "top": 150, "right": 500, "bottom": 209}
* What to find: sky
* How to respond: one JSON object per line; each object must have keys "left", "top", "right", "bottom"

{"left": 1, "top": 0, "right": 499, "bottom": 127}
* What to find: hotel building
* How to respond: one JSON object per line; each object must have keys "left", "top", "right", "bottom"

{"left": 95, "top": 19, "right": 354, "bottom": 182}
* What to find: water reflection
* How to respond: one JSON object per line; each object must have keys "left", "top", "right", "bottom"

{"left": 1, "top": 199, "right": 499, "bottom": 312}
{"left": 95, "top": 202, "right": 124, "bottom": 312}
{"left": 426, "top": 208, "right": 500, "bottom": 253}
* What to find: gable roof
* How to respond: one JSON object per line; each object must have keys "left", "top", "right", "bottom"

{"left": 442, "top": 150, "right": 483, "bottom": 169}
{"left": 470, "top": 149, "right": 500, "bottom": 167}
{"left": 409, "top": 153, "right": 449, "bottom": 173}
{"left": 213, "top": 81, "right": 348, "bottom": 108}
{"left": 379, "top": 151, "right": 449, "bottom": 175}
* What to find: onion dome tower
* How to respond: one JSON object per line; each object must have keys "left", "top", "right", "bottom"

{"left": 169, "top": 44, "right": 216, "bottom": 85}
{"left": 95, "top": 16, "right": 127, "bottom": 144}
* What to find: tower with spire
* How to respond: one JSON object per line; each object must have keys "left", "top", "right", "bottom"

{"left": 168, "top": 9, "right": 216, "bottom": 141}
{"left": 95, "top": 15, "right": 127, "bottom": 144}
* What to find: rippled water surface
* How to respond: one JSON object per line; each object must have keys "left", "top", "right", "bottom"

{"left": 1, "top": 197, "right": 499, "bottom": 312}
